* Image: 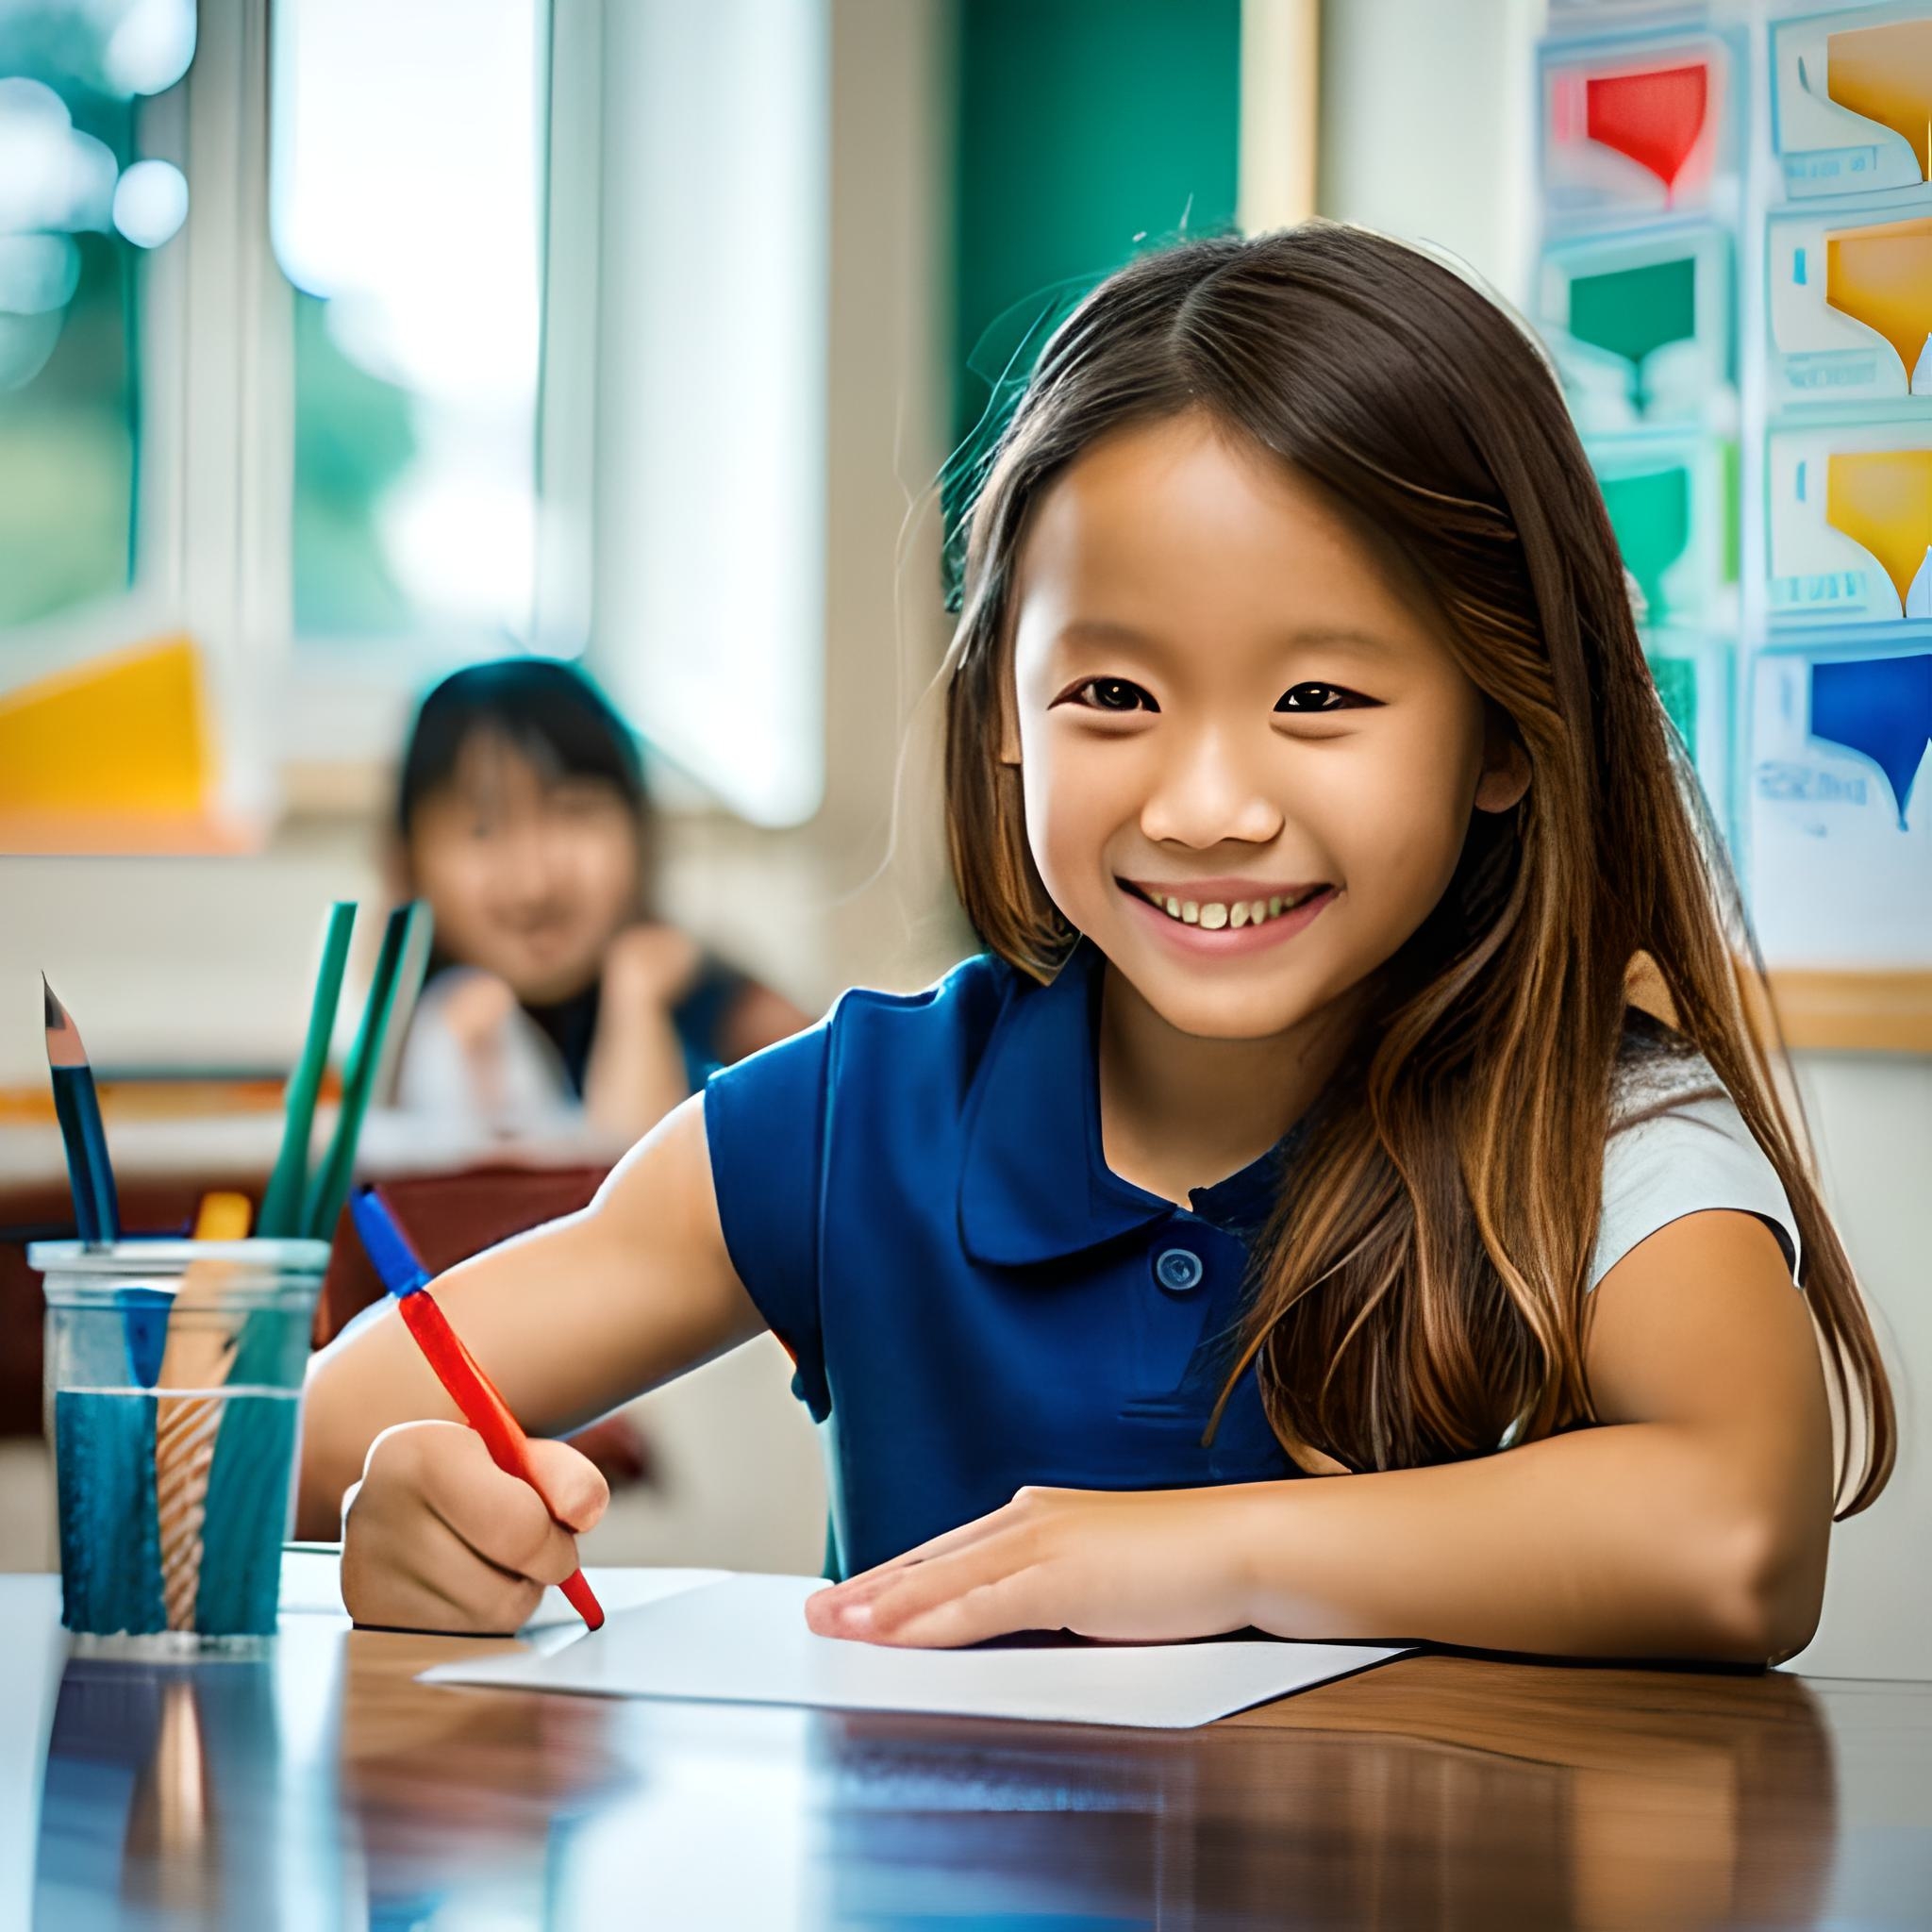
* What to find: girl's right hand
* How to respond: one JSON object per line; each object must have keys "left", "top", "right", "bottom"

{"left": 340, "top": 1419, "right": 609, "bottom": 1635}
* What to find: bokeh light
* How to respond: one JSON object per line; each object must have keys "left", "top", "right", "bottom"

{"left": 111, "top": 158, "right": 188, "bottom": 248}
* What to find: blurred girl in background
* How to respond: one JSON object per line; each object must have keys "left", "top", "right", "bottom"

{"left": 392, "top": 658, "right": 810, "bottom": 1141}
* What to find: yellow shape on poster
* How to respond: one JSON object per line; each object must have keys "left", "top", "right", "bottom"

{"left": 1827, "top": 18, "right": 1932, "bottom": 180}
{"left": 1825, "top": 217, "right": 1932, "bottom": 387}
{"left": 0, "top": 636, "right": 213, "bottom": 815}
{"left": 1825, "top": 448, "right": 1932, "bottom": 611}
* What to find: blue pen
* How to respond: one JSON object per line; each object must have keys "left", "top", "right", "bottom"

{"left": 350, "top": 1187, "right": 431, "bottom": 1297}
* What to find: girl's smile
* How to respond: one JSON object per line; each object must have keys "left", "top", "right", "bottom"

{"left": 1117, "top": 875, "right": 1339, "bottom": 955}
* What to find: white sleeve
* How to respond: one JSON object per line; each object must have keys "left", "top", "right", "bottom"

{"left": 392, "top": 973, "right": 579, "bottom": 1129}
{"left": 1590, "top": 1093, "right": 1803, "bottom": 1291}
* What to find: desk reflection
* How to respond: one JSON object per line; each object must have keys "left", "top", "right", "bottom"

{"left": 33, "top": 1618, "right": 1851, "bottom": 1930}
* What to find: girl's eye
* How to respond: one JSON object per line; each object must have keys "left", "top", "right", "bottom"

{"left": 1069, "top": 677, "right": 1157, "bottom": 713}
{"left": 1274, "top": 682, "right": 1368, "bottom": 714}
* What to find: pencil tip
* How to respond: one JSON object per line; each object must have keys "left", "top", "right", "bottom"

{"left": 42, "top": 975, "right": 90, "bottom": 1068}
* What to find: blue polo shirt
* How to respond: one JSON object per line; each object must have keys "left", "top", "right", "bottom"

{"left": 701, "top": 936, "right": 1299, "bottom": 1579}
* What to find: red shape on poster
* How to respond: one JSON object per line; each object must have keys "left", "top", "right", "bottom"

{"left": 1585, "top": 64, "right": 1711, "bottom": 194}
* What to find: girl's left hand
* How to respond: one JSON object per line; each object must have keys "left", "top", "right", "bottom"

{"left": 803, "top": 1485, "right": 1257, "bottom": 1648}
{"left": 602, "top": 924, "right": 702, "bottom": 1011}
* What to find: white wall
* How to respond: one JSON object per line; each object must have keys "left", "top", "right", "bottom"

{"left": 1789, "top": 1054, "right": 1932, "bottom": 1677}
{"left": 1319, "top": 0, "right": 1543, "bottom": 308}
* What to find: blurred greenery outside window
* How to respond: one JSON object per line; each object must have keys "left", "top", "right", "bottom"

{"left": 273, "top": 0, "right": 549, "bottom": 652}
{"left": 0, "top": 8, "right": 192, "bottom": 632}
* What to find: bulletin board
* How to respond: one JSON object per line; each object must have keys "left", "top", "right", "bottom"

{"left": 1535, "top": 0, "right": 1932, "bottom": 1050}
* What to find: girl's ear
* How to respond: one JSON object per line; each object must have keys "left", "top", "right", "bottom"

{"left": 1473, "top": 712, "right": 1530, "bottom": 815}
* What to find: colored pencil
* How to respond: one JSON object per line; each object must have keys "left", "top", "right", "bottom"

{"left": 190, "top": 1193, "right": 253, "bottom": 1243}
{"left": 155, "top": 1192, "right": 254, "bottom": 1631}
{"left": 43, "top": 977, "right": 164, "bottom": 1633}
{"left": 258, "top": 903, "right": 357, "bottom": 1240}
{"left": 199, "top": 900, "right": 427, "bottom": 1629}
{"left": 300, "top": 900, "right": 430, "bottom": 1244}
{"left": 42, "top": 976, "right": 119, "bottom": 1248}
{"left": 350, "top": 1188, "right": 605, "bottom": 1632}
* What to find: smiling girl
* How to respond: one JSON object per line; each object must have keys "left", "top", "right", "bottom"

{"left": 299, "top": 225, "right": 1892, "bottom": 1662}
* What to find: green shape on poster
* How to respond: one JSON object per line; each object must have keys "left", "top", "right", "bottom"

{"left": 1721, "top": 439, "right": 1740, "bottom": 584}
{"left": 1647, "top": 655, "right": 1698, "bottom": 753}
{"left": 1600, "top": 466, "right": 1691, "bottom": 620}
{"left": 1569, "top": 256, "right": 1697, "bottom": 367}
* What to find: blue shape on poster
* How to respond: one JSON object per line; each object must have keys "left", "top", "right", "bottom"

{"left": 1809, "top": 654, "right": 1932, "bottom": 829}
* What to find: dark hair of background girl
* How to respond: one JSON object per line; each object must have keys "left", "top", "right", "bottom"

{"left": 396, "top": 658, "right": 646, "bottom": 837}
{"left": 941, "top": 222, "right": 1893, "bottom": 1514}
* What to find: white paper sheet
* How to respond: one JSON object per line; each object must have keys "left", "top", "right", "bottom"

{"left": 278, "top": 1547, "right": 727, "bottom": 1631}
{"left": 419, "top": 1572, "right": 1411, "bottom": 1729}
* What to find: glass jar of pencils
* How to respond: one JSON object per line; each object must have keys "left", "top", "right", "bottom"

{"left": 30, "top": 1238, "right": 331, "bottom": 1656}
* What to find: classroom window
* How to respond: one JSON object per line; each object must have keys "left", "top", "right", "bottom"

{"left": 270, "top": 0, "right": 548, "bottom": 650}
{"left": 0, "top": 7, "right": 192, "bottom": 633}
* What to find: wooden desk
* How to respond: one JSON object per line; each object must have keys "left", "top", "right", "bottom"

{"left": 15, "top": 1578, "right": 1931, "bottom": 1928}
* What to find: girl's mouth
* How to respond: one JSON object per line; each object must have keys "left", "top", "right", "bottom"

{"left": 1116, "top": 878, "right": 1337, "bottom": 953}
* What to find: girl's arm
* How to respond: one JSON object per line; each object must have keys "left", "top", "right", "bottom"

{"left": 808, "top": 1208, "right": 1835, "bottom": 1663}
{"left": 295, "top": 1092, "right": 761, "bottom": 1542}
{"left": 581, "top": 927, "right": 704, "bottom": 1139}
{"left": 585, "top": 935, "right": 814, "bottom": 1140}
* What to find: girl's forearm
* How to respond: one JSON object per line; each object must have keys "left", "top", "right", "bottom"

{"left": 583, "top": 1003, "right": 690, "bottom": 1140}
{"left": 1224, "top": 1422, "right": 1814, "bottom": 1663}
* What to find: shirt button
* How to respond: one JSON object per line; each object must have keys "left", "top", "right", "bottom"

{"left": 1154, "top": 1246, "right": 1205, "bottom": 1293}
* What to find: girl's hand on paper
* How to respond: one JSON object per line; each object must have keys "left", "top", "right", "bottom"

{"left": 341, "top": 1419, "right": 608, "bottom": 1635}
{"left": 805, "top": 1485, "right": 1257, "bottom": 1648}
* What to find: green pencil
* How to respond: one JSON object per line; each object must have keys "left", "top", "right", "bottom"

{"left": 258, "top": 902, "right": 357, "bottom": 1240}
{"left": 198, "top": 900, "right": 430, "bottom": 1626}
{"left": 301, "top": 900, "right": 431, "bottom": 1244}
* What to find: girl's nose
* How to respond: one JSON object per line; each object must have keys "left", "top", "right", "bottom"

{"left": 497, "top": 821, "right": 556, "bottom": 901}
{"left": 1137, "top": 725, "right": 1283, "bottom": 849}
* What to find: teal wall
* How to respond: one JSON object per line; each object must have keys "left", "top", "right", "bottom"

{"left": 950, "top": 0, "right": 1242, "bottom": 449}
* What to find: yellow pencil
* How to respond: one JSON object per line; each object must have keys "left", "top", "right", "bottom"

{"left": 155, "top": 1192, "right": 254, "bottom": 1632}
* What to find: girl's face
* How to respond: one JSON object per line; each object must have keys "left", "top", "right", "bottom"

{"left": 1004, "top": 409, "right": 1526, "bottom": 1042}
{"left": 406, "top": 731, "right": 642, "bottom": 1007}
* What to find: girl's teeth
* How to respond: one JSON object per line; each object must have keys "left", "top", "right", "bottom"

{"left": 1145, "top": 887, "right": 1323, "bottom": 928}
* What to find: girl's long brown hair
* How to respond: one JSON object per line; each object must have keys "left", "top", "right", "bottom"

{"left": 942, "top": 223, "right": 1893, "bottom": 1513}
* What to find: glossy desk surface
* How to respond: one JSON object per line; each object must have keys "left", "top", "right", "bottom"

{"left": 7, "top": 1574, "right": 1931, "bottom": 1930}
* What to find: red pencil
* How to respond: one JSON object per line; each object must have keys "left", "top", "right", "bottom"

{"left": 351, "top": 1187, "right": 604, "bottom": 1631}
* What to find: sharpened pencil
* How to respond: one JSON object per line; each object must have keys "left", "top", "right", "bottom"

{"left": 42, "top": 975, "right": 120, "bottom": 1249}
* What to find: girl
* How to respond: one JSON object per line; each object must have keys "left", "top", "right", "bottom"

{"left": 301, "top": 225, "right": 1892, "bottom": 1662}
{"left": 390, "top": 658, "right": 810, "bottom": 1141}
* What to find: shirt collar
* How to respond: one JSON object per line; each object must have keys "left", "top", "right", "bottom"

{"left": 957, "top": 936, "right": 1297, "bottom": 1268}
